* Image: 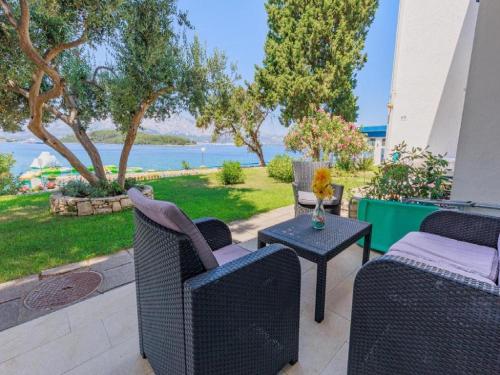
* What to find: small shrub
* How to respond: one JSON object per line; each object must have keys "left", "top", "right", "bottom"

{"left": 335, "top": 156, "right": 357, "bottom": 172}
{"left": 181, "top": 160, "right": 191, "bottom": 170}
{"left": 124, "top": 177, "right": 140, "bottom": 190}
{"left": 267, "top": 154, "right": 294, "bottom": 183}
{"left": 61, "top": 180, "right": 92, "bottom": 198}
{"left": 61, "top": 179, "right": 132, "bottom": 197}
{"left": 218, "top": 161, "right": 245, "bottom": 185}
{"left": 357, "top": 157, "right": 375, "bottom": 171}
{"left": 0, "top": 153, "right": 17, "bottom": 195}
{"left": 366, "top": 142, "right": 451, "bottom": 201}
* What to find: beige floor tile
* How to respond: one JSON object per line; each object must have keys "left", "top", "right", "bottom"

{"left": 102, "top": 306, "right": 139, "bottom": 347}
{"left": 0, "top": 320, "right": 111, "bottom": 375}
{"left": 324, "top": 271, "right": 357, "bottom": 321}
{"left": 64, "top": 336, "right": 153, "bottom": 375}
{"left": 0, "top": 309, "right": 70, "bottom": 364}
{"left": 320, "top": 341, "right": 349, "bottom": 375}
{"left": 65, "top": 283, "right": 136, "bottom": 329}
{"left": 285, "top": 306, "right": 350, "bottom": 375}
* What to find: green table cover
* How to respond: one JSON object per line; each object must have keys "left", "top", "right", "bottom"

{"left": 357, "top": 199, "right": 439, "bottom": 253}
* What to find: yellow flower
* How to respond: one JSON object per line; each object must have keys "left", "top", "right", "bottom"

{"left": 312, "top": 167, "right": 334, "bottom": 200}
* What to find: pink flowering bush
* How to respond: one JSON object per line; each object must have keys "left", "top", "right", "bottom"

{"left": 284, "top": 109, "right": 369, "bottom": 163}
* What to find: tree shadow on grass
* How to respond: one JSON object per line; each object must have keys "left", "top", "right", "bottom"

{"left": 149, "top": 174, "right": 260, "bottom": 222}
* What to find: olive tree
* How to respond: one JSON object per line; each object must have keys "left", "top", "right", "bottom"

{"left": 0, "top": 0, "right": 222, "bottom": 187}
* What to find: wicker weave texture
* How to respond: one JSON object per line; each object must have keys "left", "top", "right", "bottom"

{"left": 348, "top": 211, "right": 500, "bottom": 375}
{"left": 133, "top": 209, "right": 300, "bottom": 375}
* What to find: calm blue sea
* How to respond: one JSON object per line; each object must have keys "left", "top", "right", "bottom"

{"left": 0, "top": 142, "right": 292, "bottom": 176}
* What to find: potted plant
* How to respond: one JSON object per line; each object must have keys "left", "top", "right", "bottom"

{"left": 358, "top": 142, "right": 451, "bottom": 252}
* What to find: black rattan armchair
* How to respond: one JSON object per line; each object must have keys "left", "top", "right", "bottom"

{"left": 348, "top": 211, "right": 500, "bottom": 374}
{"left": 133, "top": 209, "right": 301, "bottom": 375}
{"left": 292, "top": 161, "right": 344, "bottom": 216}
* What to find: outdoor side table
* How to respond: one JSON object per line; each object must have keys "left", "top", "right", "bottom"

{"left": 258, "top": 213, "right": 372, "bottom": 323}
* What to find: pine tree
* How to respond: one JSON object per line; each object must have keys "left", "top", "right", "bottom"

{"left": 256, "top": 0, "right": 378, "bottom": 125}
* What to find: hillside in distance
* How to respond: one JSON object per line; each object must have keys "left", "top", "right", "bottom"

{"left": 61, "top": 130, "right": 195, "bottom": 145}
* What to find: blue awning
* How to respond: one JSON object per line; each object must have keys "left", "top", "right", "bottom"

{"left": 359, "top": 125, "right": 387, "bottom": 138}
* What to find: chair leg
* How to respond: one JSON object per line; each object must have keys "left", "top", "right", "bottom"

{"left": 289, "top": 359, "right": 298, "bottom": 366}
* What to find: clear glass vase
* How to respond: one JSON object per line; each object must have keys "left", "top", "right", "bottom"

{"left": 312, "top": 198, "right": 326, "bottom": 230}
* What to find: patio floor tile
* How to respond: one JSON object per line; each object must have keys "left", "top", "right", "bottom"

{"left": 63, "top": 336, "right": 154, "bottom": 375}
{"left": 102, "top": 306, "right": 139, "bottom": 347}
{"left": 65, "top": 283, "right": 136, "bottom": 330}
{"left": 0, "top": 319, "right": 110, "bottom": 375}
{"left": 320, "top": 341, "right": 350, "bottom": 375}
{"left": 285, "top": 304, "right": 351, "bottom": 375}
{"left": 0, "top": 309, "right": 70, "bottom": 363}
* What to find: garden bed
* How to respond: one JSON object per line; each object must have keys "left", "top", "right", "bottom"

{"left": 50, "top": 185, "right": 153, "bottom": 216}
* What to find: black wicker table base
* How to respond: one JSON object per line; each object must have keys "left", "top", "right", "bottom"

{"left": 258, "top": 214, "right": 372, "bottom": 323}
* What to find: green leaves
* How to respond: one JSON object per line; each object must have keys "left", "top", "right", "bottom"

{"left": 256, "top": 0, "right": 378, "bottom": 125}
{"left": 366, "top": 142, "right": 452, "bottom": 201}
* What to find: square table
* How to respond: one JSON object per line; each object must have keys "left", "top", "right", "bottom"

{"left": 258, "top": 213, "right": 372, "bottom": 323}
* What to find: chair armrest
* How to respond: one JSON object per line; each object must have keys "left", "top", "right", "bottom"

{"left": 183, "top": 244, "right": 301, "bottom": 374}
{"left": 349, "top": 255, "right": 500, "bottom": 374}
{"left": 193, "top": 217, "right": 232, "bottom": 250}
{"left": 292, "top": 182, "right": 299, "bottom": 202}
{"left": 420, "top": 210, "right": 500, "bottom": 248}
{"left": 332, "top": 183, "right": 344, "bottom": 202}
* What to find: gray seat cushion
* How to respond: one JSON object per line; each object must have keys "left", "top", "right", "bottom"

{"left": 213, "top": 244, "right": 251, "bottom": 265}
{"left": 298, "top": 191, "right": 338, "bottom": 206}
{"left": 389, "top": 231, "right": 499, "bottom": 285}
{"left": 128, "top": 188, "right": 219, "bottom": 270}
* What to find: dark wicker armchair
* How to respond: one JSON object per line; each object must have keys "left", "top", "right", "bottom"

{"left": 292, "top": 160, "right": 344, "bottom": 216}
{"left": 348, "top": 211, "right": 500, "bottom": 375}
{"left": 132, "top": 207, "right": 301, "bottom": 375}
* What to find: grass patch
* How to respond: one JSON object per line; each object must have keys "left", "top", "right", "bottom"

{"left": 0, "top": 167, "right": 371, "bottom": 282}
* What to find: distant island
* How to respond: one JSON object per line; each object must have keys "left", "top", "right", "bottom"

{"left": 61, "top": 130, "right": 195, "bottom": 145}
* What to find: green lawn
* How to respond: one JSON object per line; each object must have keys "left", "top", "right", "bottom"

{"left": 0, "top": 168, "right": 371, "bottom": 282}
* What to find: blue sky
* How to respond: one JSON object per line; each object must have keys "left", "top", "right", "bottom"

{"left": 179, "top": 0, "right": 400, "bottom": 130}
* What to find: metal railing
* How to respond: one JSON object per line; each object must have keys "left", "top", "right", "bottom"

{"left": 402, "top": 198, "right": 500, "bottom": 212}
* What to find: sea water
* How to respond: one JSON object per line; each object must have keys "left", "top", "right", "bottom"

{"left": 0, "top": 142, "right": 292, "bottom": 176}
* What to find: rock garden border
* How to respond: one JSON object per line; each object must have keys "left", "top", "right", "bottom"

{"left": 50, "top": 185, "right": 153, "bottom": 216}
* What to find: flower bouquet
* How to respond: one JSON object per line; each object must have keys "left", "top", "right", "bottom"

{"left": 311, "top": 167, "right": 334, "bottom": 229}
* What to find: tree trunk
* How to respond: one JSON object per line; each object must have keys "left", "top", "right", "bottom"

{"left": 117, "top": 121, "right": 139, "bottom": 188}
{"left": 117, "top": 100, "right": 153, "bottom": 187}
{"left": 28, "top": 123, "right": 99, "bottom": 185}
{"left": 255, "top": 143, "right": 266, "bottom": 167}
{"left": 117, "top": 90, "right": 167, "bottom": 188}
{"left": 72, "top": 126, "right": 107, "bottom": 181}
{"left": 312, "top": 147, "right": 321, "bottom": 161}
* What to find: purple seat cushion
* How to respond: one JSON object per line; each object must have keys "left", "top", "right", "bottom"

{"left": 298, "top": 191, "right": 338, "bottom": 206}
{"left": 128, "top": 188, "right": 219, "bottom": 270}
{"left": 213, "top": 244, "right": 251, "bottom": 265}
{"left": 389, "top": 231, "right": 499, "bottom": 285}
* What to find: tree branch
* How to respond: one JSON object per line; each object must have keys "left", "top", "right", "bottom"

{"left": 44, "top": 31, "right": 88, "bottom": 62}
{"left": 92, "top": 66, "right": 117, "bottom": 81}
{"left": 17, "top": 0, "right": 60, "bottom": 83}
{"left": 0, "top": 0, "right": 17, "bottom": 27}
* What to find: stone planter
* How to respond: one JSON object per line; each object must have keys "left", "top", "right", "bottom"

{"left": 50, "top": 185, "right": 153, "bottom": 216}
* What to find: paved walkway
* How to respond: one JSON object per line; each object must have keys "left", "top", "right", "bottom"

{"left": 0, "top": 205, "right": 295, "bottom": 331}
{"left": 0, "top": 244, "right": 378, "bottom": 375}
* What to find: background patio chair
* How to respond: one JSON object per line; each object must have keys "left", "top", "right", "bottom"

{"left": 292, "top": 160, "right": 344, "bottom": 216}
{"left": 128, "top": 189, "right": 300, "bottom": 375}
{"left": 348, "top": 210, "right": 500, "bottom": 375}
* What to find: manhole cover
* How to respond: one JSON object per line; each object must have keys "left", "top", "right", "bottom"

{"left": 24, "top": 271, "right": 102, "bottom": 310}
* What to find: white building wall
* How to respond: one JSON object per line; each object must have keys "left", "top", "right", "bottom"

{"left": 452, "top": 0, "right": 500, "bottom": 210}
{"left": 386, "top": 0, "right": 479, "bottom": 158}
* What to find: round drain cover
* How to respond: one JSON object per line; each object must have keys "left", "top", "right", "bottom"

{"left": 24, "top": 271, "right": 102, "bottom": 310}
